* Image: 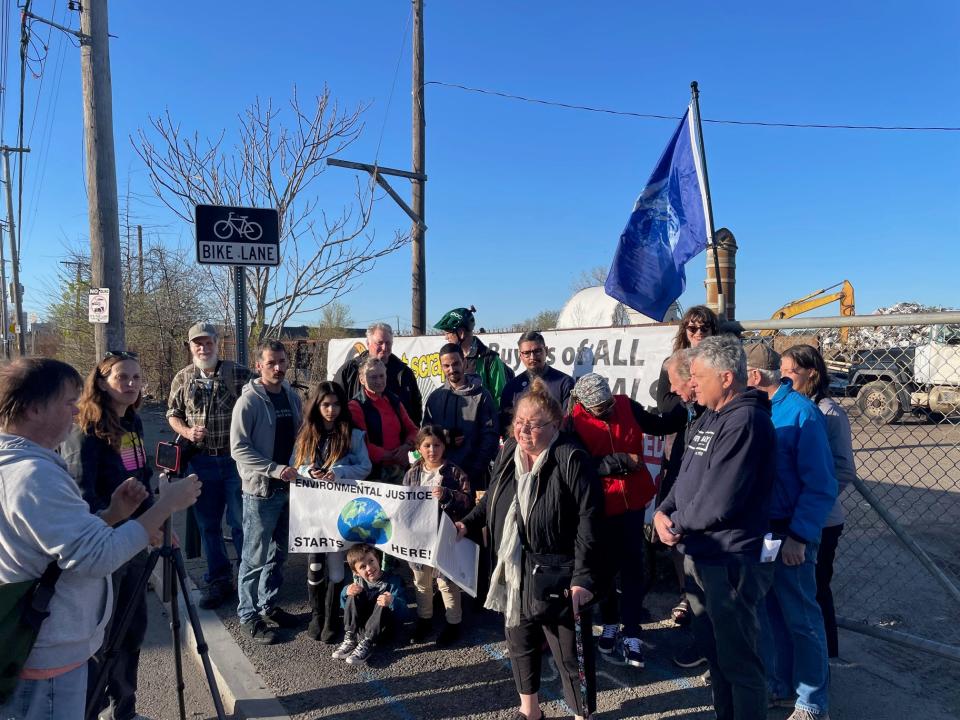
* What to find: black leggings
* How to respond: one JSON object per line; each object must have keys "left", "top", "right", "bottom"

{"left": 815, "top": 523, "right": 843, "bottom": 658}
{"left": 504, "top": 609, "right": 595, "bottom": 717}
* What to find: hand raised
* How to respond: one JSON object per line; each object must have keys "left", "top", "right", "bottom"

{"left": 160, "top": 473, "right": 202, "bottom": 512}
{"left": 108, "top": 477, "right": 149, "bottom": 522}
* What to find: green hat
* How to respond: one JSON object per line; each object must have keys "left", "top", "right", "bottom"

{"left": 434, "top": 306, "right": 476, "bottom": 332}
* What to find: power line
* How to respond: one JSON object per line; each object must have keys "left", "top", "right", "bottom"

{"left": 424, "top": 80, "right": 960, "bottom": 132}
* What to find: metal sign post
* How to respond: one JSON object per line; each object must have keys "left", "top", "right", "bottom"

{"left": 195, "top": 204, "right": 280, "bottom": 366}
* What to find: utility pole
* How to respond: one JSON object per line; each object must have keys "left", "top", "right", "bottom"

{"left": 0, "top": 251, "right": 8, "bottom": 359}
{"left": 411, "top": 0, "right": 426, "bottom": 334}
{"left": 1, "top": 147, "right": 29, "bottom": 356}
{"left": 80, "top": 0, "right": 124, "bottom": 359}
{"left": 137, "top": 224, "right": 144, "bottom": 291}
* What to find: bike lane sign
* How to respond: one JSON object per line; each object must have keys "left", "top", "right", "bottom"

{"left": 195, "top": 204, "right": 280, "bottom": 266}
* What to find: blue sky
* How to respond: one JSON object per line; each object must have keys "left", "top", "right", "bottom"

{"left": 5, "top": 1, "right": 959, "bottom": 331}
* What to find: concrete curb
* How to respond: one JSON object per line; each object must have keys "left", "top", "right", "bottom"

{"left": 150, "top": 563, "right": 292, "bottom": 720}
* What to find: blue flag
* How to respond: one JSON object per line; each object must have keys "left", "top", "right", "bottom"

{"left": 605, "top": 107, "right": 711, "bottom": 322}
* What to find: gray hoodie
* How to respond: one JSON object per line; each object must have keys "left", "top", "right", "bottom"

{"left": 230, "top": 379, "right": 303, "bottom": 497}
{"left": 422, "top": 373, "right": 499, "bottom": 483}
{"left": 0, "top": 433, "right": 148, "bottom": 669}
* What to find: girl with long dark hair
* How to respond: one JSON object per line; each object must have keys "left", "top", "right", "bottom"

{"left": 293, "top": 381, "right": 372, "bottom": 643}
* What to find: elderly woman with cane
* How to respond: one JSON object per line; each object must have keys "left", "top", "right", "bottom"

{"left": 457, "top": 378, "right": 603, "bottom": 720}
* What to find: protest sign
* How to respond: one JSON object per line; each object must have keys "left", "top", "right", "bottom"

{"left": 434, "top": 515, "right": 480, "bottom": 598}
{"left": 289, "top": 477, "right": 440, "bottom": 565}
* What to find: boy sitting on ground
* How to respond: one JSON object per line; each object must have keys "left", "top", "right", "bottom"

{"left": 332, "top": 543, "right": 409, "bottom": 665}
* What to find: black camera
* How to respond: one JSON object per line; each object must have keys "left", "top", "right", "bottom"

{"left": 155, "top": 436, "right": 196, "bottom": 475}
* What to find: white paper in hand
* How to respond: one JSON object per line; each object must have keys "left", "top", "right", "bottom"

{"left": 433, "top": 515, "right": 480, "bottom": 597}
{"left": 760, "top": 532, "right": 782, "bottom": 563}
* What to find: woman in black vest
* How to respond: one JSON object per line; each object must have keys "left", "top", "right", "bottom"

{"left": 61, "top": 351, "right": 154, "bottom": 720}
{"left": 347, "top": 357, "right": 418, "bottom": 483}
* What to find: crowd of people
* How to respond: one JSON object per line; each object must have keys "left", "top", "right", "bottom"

{"left": 0, "top": 303, "right": 854, "bottom": 720}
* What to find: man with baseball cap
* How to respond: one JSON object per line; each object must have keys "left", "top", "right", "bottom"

{"left": 167, "top": 321, "right": 253, "bottom": 608}
{"left": 434, "top": 305, "right": 513, "bottom": 409}
{"left": 745, "top": 341, "right": 836, "bottom": 720}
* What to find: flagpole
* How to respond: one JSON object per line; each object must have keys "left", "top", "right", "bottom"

{"left": 690, "top": 81, "right": 725, "bottom": 318}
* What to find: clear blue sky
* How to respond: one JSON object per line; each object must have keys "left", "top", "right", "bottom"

{"left": 5, "top": 1, "right": 959, "bottom": 331}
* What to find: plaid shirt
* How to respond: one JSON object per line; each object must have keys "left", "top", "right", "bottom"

{"left": 166, "top": 360, "right": 253, "bottom": 451}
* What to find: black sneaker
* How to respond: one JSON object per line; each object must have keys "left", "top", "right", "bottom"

{"left": 622, "top": 635, "right": 645, "bottom": 668}
{"left": 244, "top": 618, "right": 277, "bottom": 645}
{"left": 198, "top": 579, "right": 231, "bottom": 610}
{"left": 346, "top": 635, "right": 375, "bottom": 665}
{"left": 436, "top": 622, "right": 461, "bottom": 647}
{"left": 332, "top": 631, "right": 359, "bottom": 660}
{"left": 597, "top": 624, "right": 619, "bottom": 654}
{"left": 263, "top": 606, "right": 299, "bottom": 629}
{"left": 672, "top": 643, "right": 707, "bottom": 668}
{"left": 411, "top": 617, "right": 432, "bottom": 644}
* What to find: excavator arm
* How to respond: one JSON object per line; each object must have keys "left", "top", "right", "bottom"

{"left": 761, "top": 280, "right": 855, "bottom": 342}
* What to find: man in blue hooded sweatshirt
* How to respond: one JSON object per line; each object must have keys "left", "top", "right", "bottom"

{"left": 654, "top": 335, "right": 777, "bottom": 720}
{"left": 745, "top": 343, "right": 837, "bottom": 720}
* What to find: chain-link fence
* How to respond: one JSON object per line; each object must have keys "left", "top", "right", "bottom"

{"left": 738, "top": 312, "right": 960, "bottom": 660}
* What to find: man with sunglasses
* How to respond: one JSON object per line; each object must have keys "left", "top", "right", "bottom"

{"left": 167, "top": 322, "right": 253, "bottom": 609}
{"left": 499, "top": 331, "right": 573, "bottom": 432}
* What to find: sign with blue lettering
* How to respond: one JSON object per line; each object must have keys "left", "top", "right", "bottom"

{"left": 195, "top": 204, "right": 280, "bottom": 266}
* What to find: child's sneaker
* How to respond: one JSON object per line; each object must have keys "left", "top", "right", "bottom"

{"left": 332, "top": 631, "right": 358, "bottom": 660}
{"left": 345, "top": 635, "right": 374, "bottom": 665}
{"left": 597, "top": 624, "right": 619, "bottom": 654}
{"left": 622, "top": 635, "right": 645, "bottom": 668}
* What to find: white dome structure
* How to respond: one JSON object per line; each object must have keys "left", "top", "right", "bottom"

{"left": 556, "top": 286, "right": 681, "bottom": 329}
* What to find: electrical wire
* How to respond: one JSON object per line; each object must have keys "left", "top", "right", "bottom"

{"left": 424, "top": 80, "right": 960, "bottom": 132}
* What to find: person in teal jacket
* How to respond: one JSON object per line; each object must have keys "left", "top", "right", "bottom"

{"left": 434, "top": 305, "right": 514, "bottom": 409}
{"left": 745, "top": 343, "right": 836, "bottom": 720}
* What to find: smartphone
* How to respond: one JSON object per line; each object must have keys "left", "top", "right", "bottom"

{"left": 155, "top": 441, "right": 181, "bottom": 473}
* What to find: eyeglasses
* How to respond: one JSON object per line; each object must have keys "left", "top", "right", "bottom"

{"left": 515, "top": 420, "right": 554, "bottom": 432}
{"left": 685, "top": 325, "right": 708, "bottom": 335}
{"left": 105, "top": 350, "right": 138, "bottom": 359}
{"left": 519, "top": 348, "right": 545, "bottom": 358}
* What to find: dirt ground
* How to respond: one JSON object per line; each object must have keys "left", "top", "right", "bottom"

{"left": 137, "top": 400, "right": 960, "bottom": 719}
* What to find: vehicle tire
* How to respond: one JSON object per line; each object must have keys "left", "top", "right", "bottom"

{"left": 856, "top": 380, "right": 903, "bottom": 424}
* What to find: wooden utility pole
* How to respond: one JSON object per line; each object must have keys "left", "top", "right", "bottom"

{"left": 1, "top": 147, "right": 28, "bottom": 356}
{"left": 137, "top": 224, "right": 144, "bottom": 290}
{"left": 80, "top": 0, "right": 125, "bottom": 359}
{"left": 411, "top": 0, "right": 426, "bottom": 334}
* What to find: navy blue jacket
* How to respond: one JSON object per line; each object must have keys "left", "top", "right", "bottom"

{"left": 659, "top": 388, "right": 776, "bottom": 562}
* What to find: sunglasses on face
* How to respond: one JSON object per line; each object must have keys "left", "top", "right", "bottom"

{"left": 685, "top": 325, "right": 708, "bottom": 335}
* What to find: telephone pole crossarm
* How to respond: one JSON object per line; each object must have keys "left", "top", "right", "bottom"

{"left": 326, "top": 158, "right": 426, "bottom": 231}
{"left": 22, "top": 10, "right": 91, "bottom": 44}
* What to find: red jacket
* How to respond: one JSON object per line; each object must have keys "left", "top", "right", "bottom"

{"left": 571, "top": 396, "right": 656, "bottom": 516}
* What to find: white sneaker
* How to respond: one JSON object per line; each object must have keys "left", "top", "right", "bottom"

{"left": 331, "top": 631, "right": 358, "bottom": 660}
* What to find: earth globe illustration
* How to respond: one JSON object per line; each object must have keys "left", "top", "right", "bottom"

{"left": 337, "top": 497, "right": 392, "bottom": 545}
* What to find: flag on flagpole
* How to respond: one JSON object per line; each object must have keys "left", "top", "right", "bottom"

{"left": 605, "top": 106, "right": 712, "bottom": 322}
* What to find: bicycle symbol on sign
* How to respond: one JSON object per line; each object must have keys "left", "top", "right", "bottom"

{"left": 213, "top": 212, "right": 263, "bottom": 241}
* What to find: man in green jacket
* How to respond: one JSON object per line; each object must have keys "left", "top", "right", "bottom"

{"left": 434, "top": 306, "right": 514, "bottom": 410}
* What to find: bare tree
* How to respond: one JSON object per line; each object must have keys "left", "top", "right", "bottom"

{"left": 133, "top": 85, "right": 408, "bottom": 342}
{"left": 571, "top": 265, "right": 608, "bottom": 292}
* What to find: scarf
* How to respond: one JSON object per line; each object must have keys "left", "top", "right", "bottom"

{"left": 484, "top": 433, "right": 557, "bottom": 627}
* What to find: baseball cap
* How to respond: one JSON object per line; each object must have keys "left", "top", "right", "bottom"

{"left": 188, "top": 322, "right": 219, "bottom": 342}
{"left": 433, "top": 306, "right": 476, "bottom": 332}
{"left": 744, "top": 342, "right": 780, "bottom": 371}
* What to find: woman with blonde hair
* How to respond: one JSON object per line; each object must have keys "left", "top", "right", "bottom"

{"left": 458, "top": 378, "right": 602, "bottom": 720}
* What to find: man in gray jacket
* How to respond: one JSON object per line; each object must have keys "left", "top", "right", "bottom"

{"left": 423, "top": 343, "right": 499, "bottom": 492}
{"left": 231, "top": 340, "right": 303, "bottom": 644}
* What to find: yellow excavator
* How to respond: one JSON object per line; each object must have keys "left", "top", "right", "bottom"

{"left": 761, "top": 280, "right": 855, "bottom": 343}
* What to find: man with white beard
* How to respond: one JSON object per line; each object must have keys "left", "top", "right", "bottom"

{"left": 167, "top": 322, "right": 253, "bottom": 608}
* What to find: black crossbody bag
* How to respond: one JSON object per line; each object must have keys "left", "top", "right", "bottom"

{"left": 514, "top": 492, "right": 574, "bottom": 624}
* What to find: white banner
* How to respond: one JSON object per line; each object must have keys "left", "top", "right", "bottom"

{"left": 327, "top": 324, "right": 676, "bottom": 408}
{"left": 289, "top": 476, "right": 441, "bottom": 564}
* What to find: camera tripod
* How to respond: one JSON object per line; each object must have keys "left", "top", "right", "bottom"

{"left": 85, "top": 486, "right": 227, "bottom": 720}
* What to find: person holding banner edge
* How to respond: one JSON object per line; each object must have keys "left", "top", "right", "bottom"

{"left": 293, "top": 380, "right": 372, "bottom": 644}
{"left": 403, "top": 425, "right": 474, "bottom": 646}
{"left": 457, "top": 378, "right": 602, "bottom": 720}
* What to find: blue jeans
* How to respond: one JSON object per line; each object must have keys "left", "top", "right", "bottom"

{"left": 1, "top": 663, "right": 88, "bottom": 720}
{"left": 759, "top": 538, "right": 830, "bottom": 715}
{"left": 189, "top": 453, "right": 244, "bottom": 583}
{"left": 237, "top": 489, "right": 289, "bottom": 623}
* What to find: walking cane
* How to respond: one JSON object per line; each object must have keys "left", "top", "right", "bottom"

{"left": 574, "top": 612, "right": 588, "bottom": 716}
